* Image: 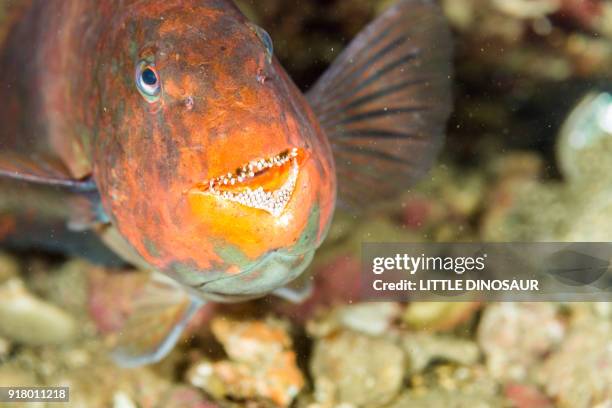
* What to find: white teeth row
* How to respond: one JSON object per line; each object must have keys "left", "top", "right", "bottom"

{"left": 207, "top": 148, "right": 299, "bottom": 189}
{"left": 211, "top": 158, "right": 299, "bottom": 217}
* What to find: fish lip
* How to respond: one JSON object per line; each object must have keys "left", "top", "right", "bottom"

{"left": 189, "top": 147, "right": 305, "bottom": 217}
{"left": 191, "top": 248, "right": 316, "bottom": 295}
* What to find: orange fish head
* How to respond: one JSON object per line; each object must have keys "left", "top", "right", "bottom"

{"left": 93, "top": 1, "right": 336, "bottom": 299}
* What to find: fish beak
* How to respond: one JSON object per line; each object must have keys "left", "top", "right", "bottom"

{"left": 189, "top": 147, "right": 307, "bottom": 217}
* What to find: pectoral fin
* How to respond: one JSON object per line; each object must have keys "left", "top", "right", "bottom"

{"left": 0, "top": 151, "right": 108, "bottom": 229}
{"left": 0, "top": 152, "right": 94, "bottom": 191}
{"left": 307, "top": 0, "right": 452, "bottom": 210}
{"left": 109, "top": 273, "right": 205, "bottom": 368}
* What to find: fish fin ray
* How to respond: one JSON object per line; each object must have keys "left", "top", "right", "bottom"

{"left": 307, "top": 0, "right": 452, "bottom": 210}
{"left": 0, "top": 152, "right": 108, "bottom": 229}
{"left": 111, "top": 273, "right": 205, "bottom": 368}
{"left": 0, "top": 152, "right": 94, "bottom": 190}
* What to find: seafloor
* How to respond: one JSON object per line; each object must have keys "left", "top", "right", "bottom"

{"left": 1, "top": 0, "right": 612, "bottom": 407}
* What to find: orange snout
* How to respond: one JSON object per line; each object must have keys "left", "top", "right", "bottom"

{"left": 186, "top": 147, "right": 321, "bottom": 261}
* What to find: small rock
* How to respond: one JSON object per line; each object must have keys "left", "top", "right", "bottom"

{"left": 337, "top": 303, "right": 400, "bottom": 336}
{"left": 385, "top": 390, "right": 503, "bottom": 408}
{"left": 478, "top": 303, "right": 564, "bottom": 382}
{"left": 0, "top": 279, "right": 78, "bottom": 345}
{"left": 159, "top": 386, "right": 218, "bottom": 408}
{"left": 187, "top": 317, "right": 304, "bottom": 407}
{"left": 557, "top": 91, "right": 612, "bottom": 184}
{"left": 387, "top": 366, "right": 503, "bottom": 408}
{"left": 403, "top": 302, "right": 480, "bottom": 332}
{"left": 0, "top": 251, "right": 19, "bottom": 283}
{"left": 0, "top": 362, "right": 38, "bottom": 387}
{"left": 492, "top": 0, "right": 561, "bottom": 19}
{"left": 592, "top": 302, "right": 612, "bottom": 318}
{"left": 113, "top": 391, "right": 137, "bottom": 408}
{"left": 504, "top": 383, "right": 553, "bottom": 408}
{"left": 307, "top": 302, "right": 400, "bottom": 337}
{"left": 211, "top": 317, "right": 291, "bottom": 363}
{"left": 538, "top": 316, "right": 612, "bottom": 408}
{"left": 400, "top": 194, "right": 447, "bottom": 231}
{"left": 28, "top": 259, "right": 90, "bottom": 318}
{"left": 402, "top": 333, "right": 480, "bottom": 374}
{"left": 0, "top": 336, "right": 11, "bottom": 359}
{"left": 310, "top": 330, "right": 404, "bottom": 407}
{"left": 488, "top": 152, "right": 544, "bottom": 182}
{"left": 46, "top": 349, "right": 175, "bottom": 407}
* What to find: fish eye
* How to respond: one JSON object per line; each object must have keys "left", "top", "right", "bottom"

{"left": 135, "top": 61, "right": 161, "bottom": 102}
{"left": 248, "top": 23, "right": 273, "bottom": 63}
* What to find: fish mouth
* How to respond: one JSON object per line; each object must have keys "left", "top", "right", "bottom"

{"left": 191, "top": 148, "right": 306, "bottom": 217}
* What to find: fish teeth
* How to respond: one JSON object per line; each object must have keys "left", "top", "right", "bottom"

{"left": 200, "top": 149, "right": 301, "bottom": 216}
{"left": 208, "top": 149, "right": 299, "bottom": 184}
{"left": 210, "top": 158, "right": 299, "bottom": 217}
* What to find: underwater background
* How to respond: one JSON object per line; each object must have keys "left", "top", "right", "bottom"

{"left": 1, "top": 0, "right": 611, "bottom": 406}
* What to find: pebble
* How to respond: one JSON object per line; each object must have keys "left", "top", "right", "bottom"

{"left": 387, "top": 366, "right": 502, "bottom": 407}
{"left": 538, "top": 316, "right": 612, "bottom": 408}
{"left": 310, "top": 330, "right": 404, "bottom": 407}
{"left": 113, "top": 391, "right": 137, "bottom": 408}
{"left": 0, "top": 251, "right": 19, "bottom": 283}
{"left": 403, "top": 302, "right": 480, "bottom": 331}
{"left": 402, "top": 333, "right": 480, "bottom": 374}
{"left": 307, "top": 302, "right": 400, "bottom": 337}
{"left": 0, "top": 336, "right": 11, "bottom": 359}
{"left": 477, "top": 303, "right": 564, "bottom": 382}
{"left": 187, "top": 317, "right": 304, "bottom": 407}
{"left": 0, "top": 278, "right": 78, "bottom": 345}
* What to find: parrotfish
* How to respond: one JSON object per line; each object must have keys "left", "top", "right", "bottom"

{"left": 0, "top": 0, "right": 451, "bottom": 365}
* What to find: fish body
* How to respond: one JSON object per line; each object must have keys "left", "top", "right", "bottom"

{"left": 0, "top": 0, "right": 452, "bottom": 365}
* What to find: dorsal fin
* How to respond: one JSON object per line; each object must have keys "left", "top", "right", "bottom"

{"left": 307, "top": 0, "right": 452, "bottom": 209}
